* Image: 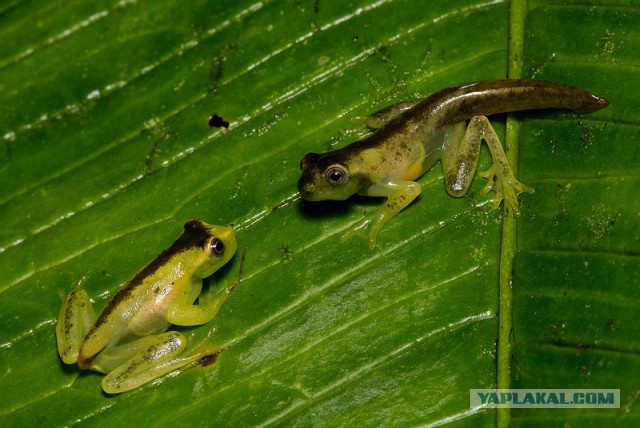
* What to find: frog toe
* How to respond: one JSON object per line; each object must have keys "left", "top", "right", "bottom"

{"left": 478, "top": 165, "right": 498, "bottom": 195}
{"left": 340, "top": 213, "right": 383, "bottom": 249}
{"left": 340, "top": 217, "right": 371, "bottom": 243}
{"left": 479, "top": 166, "right": 533, "bottom": 216}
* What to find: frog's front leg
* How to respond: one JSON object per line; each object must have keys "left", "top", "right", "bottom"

{"left": 96, "top": 331, "right": 220, "bottom": 394}
{"left": 167, "top": 279, "right": 236, "bottom": 326}
{"left": 342, "top": 180, "right": 421, "bottom": 248}
{"left": 441, "top": 116, "right": 533, "bottom": 216}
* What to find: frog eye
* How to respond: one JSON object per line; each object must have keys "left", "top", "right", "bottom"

{"left": 324, "top": 165, "right": 348, "bottom": 186}
{"left": 208, "top": 238, "right": 225, "bottom": 258}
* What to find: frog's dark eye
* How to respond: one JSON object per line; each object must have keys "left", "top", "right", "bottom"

{"left": 324, "top": 165, "right": 348, "bottom": 186}
{"left": 208, "top": 238, "right": 225, "bottom": 258}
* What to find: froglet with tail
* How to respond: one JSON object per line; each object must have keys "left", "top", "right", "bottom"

{"left": 56, "top": 220, "right": 237, "bottom": 393}
{"left": 298, "top": 79, "right": 609, "bottom": 248}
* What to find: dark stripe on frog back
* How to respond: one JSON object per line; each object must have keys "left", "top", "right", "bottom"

{"left": 301, "top": 80, "right": 608, "bottom": 175}
{"left": 298, "top": 87, "right": 462, "bottom": 160}
{"left": 88, "top": 220, "right": 213, "bottom": 335}
{"left": 333, "top": 86, "right": 462, "bottom": 154}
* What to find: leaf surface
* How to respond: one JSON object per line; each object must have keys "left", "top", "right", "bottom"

{"left": 0, "top": 0, "right": 637, "bottom": 426}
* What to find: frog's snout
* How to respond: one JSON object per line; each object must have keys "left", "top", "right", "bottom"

{"left": 218, "top": 225, "right": 237, "bottom": 246}
{"left": 297, "top": 177, "right": 316, "bottom": 200}
{"left": 219, "top": 225, "right": 236, "bottom": 240}
{"left": 298, "top": 152, "right": 325, "bottom": 200}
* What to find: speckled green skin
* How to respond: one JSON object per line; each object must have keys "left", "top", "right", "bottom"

{"left": 298, "top": 79, "right": 609, "bottom": 247}
{"left": 56, "top": 220, "right": 237, "bottom": 393}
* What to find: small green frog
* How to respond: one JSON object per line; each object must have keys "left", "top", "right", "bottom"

{"left": 298, "top": 79, "right": 609, "bottom": 248}
{"left": 56, "top": 220, "right": 237, "bottom": 394}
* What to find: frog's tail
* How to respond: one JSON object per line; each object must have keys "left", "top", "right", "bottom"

{"left": 432, "top": 79, "right": 609, "bottom": 125}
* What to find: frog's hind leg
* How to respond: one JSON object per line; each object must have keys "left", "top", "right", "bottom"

{"left": 99, "top": 331, "right": 221, "bottom": 394}
{"left": 56, "top": 288, "right": 97, "bottom": 364}
{"left": 442, "top": 116, "right": 533, "bottom": 216}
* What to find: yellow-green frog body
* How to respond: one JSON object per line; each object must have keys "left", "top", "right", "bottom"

{"left": 56, "top": 220, "right": 237, "bottom": 394}
{"left": 298, "top": 79, "right": 609, "bottom": 247}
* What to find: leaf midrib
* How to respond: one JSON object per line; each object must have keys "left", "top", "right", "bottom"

{"left": 497, "top": 0, "right": 528, "bottom": 426}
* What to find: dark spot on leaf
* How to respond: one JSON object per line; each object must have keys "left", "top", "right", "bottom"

{"left": 197, "top": 350, "right": 223, "bottom": 367}
{"left": 208, "top": 113, "right": 229, "bottom": 129}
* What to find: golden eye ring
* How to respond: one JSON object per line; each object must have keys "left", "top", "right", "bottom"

{"left": 208, "top": 238, "right": 225, "bottom": 258}
{"left": 324, "top": 165, "right": 348, "bottom": 186}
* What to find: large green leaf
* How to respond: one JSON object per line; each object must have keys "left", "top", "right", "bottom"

{"left": 0, "top": 0, "right": 637, "bottom": 426}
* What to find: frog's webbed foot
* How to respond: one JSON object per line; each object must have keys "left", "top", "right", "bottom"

{"left": 340, "top": 216, "right": 371, "bottom": 245}
{"left": 340, "top": 211, "right": 384, "bottom": 249}
{"left": 341, "top": 180, "right": 421, "bottom": 249}
{"left": 442, "top": 116, "right": 533, "bottom": 217}
{"left": 478, "top": 164, "right": 534, "bottom": 216}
